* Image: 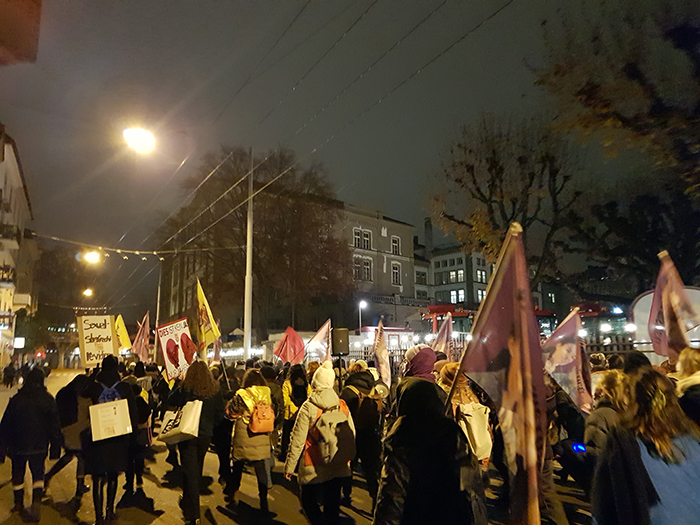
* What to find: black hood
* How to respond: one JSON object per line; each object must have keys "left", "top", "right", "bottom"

{"left": 345, "top": 371, "right": 375, "bottom": 395}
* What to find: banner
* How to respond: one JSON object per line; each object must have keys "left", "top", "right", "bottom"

{"left": 451, "top": 223, "right": 545, "bottom": 525}
{"left": 649, "top": 250, "right": 700, "bottom": 363}
{"left": 78, "top": 315, "right": 119, "bottom": 368}
{"left": 273, "top": 326, "right": 305, "bottom": 364}
{"left": 213, "top": 320, "right": 223, "bottom": 362}
{"left": 542, "top": 308, "right": 592, "bottom": 412}
{"left": 196, "top": 278, "right": 220, "bottom": 349}
{"left": 306, "top": 319, "right": 332, "bottom": 362}
{"left": 432, "top": 312, "right": 454, "bottom": 362}
{"left": 115, "top": 314, "right": 131, "bottom": 351}
{"left": 373, "top": 319, "right": 391, "bottom": 388}
{"left": 132, "top": 312, "right": 150, "bottom": 363}
{"left": 157, "top": 318, "right": 196, "bottom": 380}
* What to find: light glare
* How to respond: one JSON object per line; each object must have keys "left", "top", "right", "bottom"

{"left": 84, "top": 251, "right": 100, "bottom": 264}
{"left": 123, "top": 128, "right": 156, "bottom": 154}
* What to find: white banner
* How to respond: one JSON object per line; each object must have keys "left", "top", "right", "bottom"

{"left": 157, "top": 317, "right": 197, "bottom": 380}
{"left": 78, "top": 315, "right": 119, "bottom": 367}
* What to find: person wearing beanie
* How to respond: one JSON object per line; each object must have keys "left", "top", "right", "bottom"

{"left": 285, "top": 361, "right": 356, "bottom": 525}
{"left": 0, "top": 368, "right": 62, "bottom": 522}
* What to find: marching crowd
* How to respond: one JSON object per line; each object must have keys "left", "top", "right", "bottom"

{"left": 0, "top": 344, "right": 700, "bottom": 524}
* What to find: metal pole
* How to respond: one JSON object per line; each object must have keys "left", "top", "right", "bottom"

{"left": 154, "top": 261, "right": 162, "bottom": 365}
{"left": 358, "top": 306, "right": 362, "bottom": 334}
{"left": 243, "top": 147, "right": 254, "bottom": 360}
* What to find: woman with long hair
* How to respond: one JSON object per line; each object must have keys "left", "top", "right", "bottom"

{"left": 280, "top": 364, "right": 309, "bottom": 460}
{"left": 168, "top": 360, "right": 225, "bottom": 525}
{"left": 676, "top": 346, "right": 700, "bottom": 425}
{"left": 592, "top": 368, "right": 700, "bottom": 524}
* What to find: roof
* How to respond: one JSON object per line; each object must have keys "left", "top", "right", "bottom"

{"left": 2, "top": 132, "right": 34, "bottom": 220}
{"left": 414, "top": 253, "right": 430, "bottom": 264}
{"left": 431, "top": 243, "right": 466, "bottom": 256}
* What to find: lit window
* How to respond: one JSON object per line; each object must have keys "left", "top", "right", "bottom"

{"left": 363, "top": 259, "right": 372, "bottom": 281}
{"left": 362, "top": 231, "right": 372, "bottom": 250}
{"left": 391, "top": 263, "right": 401, "bottom": 285}
{"left": 449, "top": 270, "right": 457, "bottom": 283}
{"left": 476, "top": 289, "right": 486, "bottom": 303}
{"left": 547, "top": 292, "right": 556, "bottom": 304}
{"left": 450, "top": 290, "right": 457, "bottom": 304}
{"left": 353, "top": 229, "right": 362, "bottom": 248}
{"left": 458, "top": 289, "right": 465, "bottom": 302}
{"left": 476, "top": 269, "right": 487, "bottom": 283}
{"left": 391, "top": 236, "right": 401, "bottom": 255}
{"left": 457, "top": 269, "right": 465, "bottom": 282}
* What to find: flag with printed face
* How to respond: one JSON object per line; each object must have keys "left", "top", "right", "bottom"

{"left": 451, "top": 223, "right": 546, "bottom": 525}
{"left": 649, "top": 251, "right": 700, "bottom": 363}
{"left": 274, "top": 326, "right": 305, "bottom": 364}
{"left": 196, "top": 278, "right": 221, "bottom": 349}
{"left": 373, "top": 319, "right": 391, "bottom": 388}
{"left": 132, "top": 312, "right": 150, "bottom": 363}
{"left": 306, "top": 319, "right": 332, "bottom": 362}
{"left": 432, "top": 312, "right": 454, "bottom": 362}
{"left": 115, "top": 314, "right": 132, "bottom": 351}
{"left": 542, "top": 308, "right": 592, "bottom": 412}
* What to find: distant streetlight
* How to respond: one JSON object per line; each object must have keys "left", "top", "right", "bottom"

{"left": 358, "top": 300, "right": 368, "bottom": 333}
{"left": 84, "top": 251, "right": 101, "bottom": 264}
{"left": 82, "top": 288, "right": 94, "bottom": 297}
{"left": 123, "top": 127, "right": 156, "bottom": 154}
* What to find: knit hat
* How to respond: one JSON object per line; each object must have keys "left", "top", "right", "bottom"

{"left": 312, "top": 361, "right": 335, "bottom": 390}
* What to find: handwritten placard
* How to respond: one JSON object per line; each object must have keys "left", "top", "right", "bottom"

{"left": 78, "top": 315, "right": 119, "bottom": 367}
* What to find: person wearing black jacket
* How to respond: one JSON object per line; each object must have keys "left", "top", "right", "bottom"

{"left": 0, "top": 368, "right": 62, "bottom": 522}
{"left": 121, "top": 383, "right": 152, "bottom": 506}
{"left": 260, "top": 365, "right": 284, "bottom": 489}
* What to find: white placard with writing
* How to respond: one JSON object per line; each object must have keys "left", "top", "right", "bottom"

{"left": 78, "top": 315, "right": 119, "bottom": 367}
{"left": 157, "top": 317, "right": 197, "bottom": 380}
{"left": 89, "top": 399, "right": 132, "bottom": 441}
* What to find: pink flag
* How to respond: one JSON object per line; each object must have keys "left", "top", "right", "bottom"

{"left": 452, "top": 223, "right": 545, "bottom": 525}
{"left": 273, "top": 327, "right": 305, "bottom": 364}
{"left": 649, "top": 251, "right": 700, "bottom": 363}
{"left": 373, "top": 319, "right": 391, "bottom": 388}
{"left": 213, "top": 320, "right": 223, "bottom": 362}
{"left": 432, "top": 312, "right": 454, "bottom": 362}
{"left": 132, "top": 311, "right": 150, "bottom": 363}
{"left": 542, "top": 308, "right": 592, "bottom": 412}
{"left": 306, "top": 319, "right": 332, "bottom": 362}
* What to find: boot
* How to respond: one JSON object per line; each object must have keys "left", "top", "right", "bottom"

{"left": 92, "top": 477, "right": 105, "bottom": 524}
{"left": 258, "top": 483, "right": 269, "bottom": 514}
{"left": 11, "top": 489, "right": 23, "bottom": 512}
{"left": 105, "top": 477, "right": 118, "bottom": 522}
{"left": 21, "top": 488, "right": 42, "bottom": 522}
{"left": 76, "top": 476, "right": 90, "bottom": 496}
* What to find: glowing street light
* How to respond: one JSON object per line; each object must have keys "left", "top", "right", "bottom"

{"left": 123, "top": 127, "right": 156, "bottom": 154}
{"left": 84, "top": 251, "right": 101, "bottom": 264}
{"left": 82, "top": 288, "right": 94, "bottom": 297}
{"left": 358, "top": 300, "right": 368, "bottom": 333}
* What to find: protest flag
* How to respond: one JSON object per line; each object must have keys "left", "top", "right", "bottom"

{"left": 372, "top": 319, "right": 391, "bottom": 388}
{"left": 273, "top": 326, "right": 305, "bottom": 364}
{"left": 450, "top": 223, "right": 546, "bottom": 525}
{"left": 542, "top": 307, "right": 593, "bottom": 412}
{"left": 132, "top": 311, "right": 150, "bottom": 363}
{"left": 649, "top": 250, "right": 700, "bottom": 363}
{"left": 115, "top": 314, "right": 132, "bottom": 351}
{"left": 432, "top": 311, "right": 454, "bottom": 362}
{"left": 306, "top": 319, "right": 332, "bottom": 362}
{"left": 196, "top": 278, "right": 221, "bottom": 350}
{"left": 213, "top": 320, "right": 223, "bottom": 362}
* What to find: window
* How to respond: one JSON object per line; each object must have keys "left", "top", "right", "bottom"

{"left": 353, "top": 258, "right": 362, "bottom": 281}
{"left": 457, "top": 269, "right": 465, "bottom": 282}
{"left": 416, "top": 271, "right": 427, "bottom": 285}
{"left": 476, "top": 289, "right": 486, "bottom": 303}
{"left": 476, "top": 269, "right": 487, "bottom": 283}
{"left": 450, "top": 290, "right": 457, "bottom": 304}
{"left": 391, "top": 263, "right": 401, "bottom": 285}
{"left": 457, "top": 257, "right": 463, "bottom": 265}
{"left": 458, "top": 289, "right": 465, "bottom": 302}
{"left": 391, "top": 236, "right": 401, "bottom": 255}
{"left": 353, "top": 229, "right": 362, "bottom": 248}
{"left": 363, "top": 231, "right": 372, "bottom": 250}
{"left": 417, "top": 290, "right": 428, "bottom": 299}
{"left": 441, "top": 260, "right": 447, "bottom": 268}
{"left": 449, "top": 270, "right": 457, "bottom": 283}
{"left": 449, "top": 258, "right": 455, "bottom": 266}
{"left": 547, "top": 292, "right": 556, "bottom": 304}
{"left": 363, "top": 259, "right": 372, "bottom": 281}
{"left": 434, "top": 261, "right": 440, "bottom": 269}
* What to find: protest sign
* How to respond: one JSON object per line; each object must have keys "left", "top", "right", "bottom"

{"left": 157, "top": 317, "right": 196, "bottom": 380}
{"left": 78, "top": 315, "right": 119, "bottom": 367}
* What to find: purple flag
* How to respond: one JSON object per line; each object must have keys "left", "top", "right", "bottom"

{"left": 432, "top": 312, "right": 454, "bottom": 362}
{"left": 373, "top": 320, "right": 391, "bottom": 388}
{"left": 132, "top": 311, "right": 150, "bottom": 363}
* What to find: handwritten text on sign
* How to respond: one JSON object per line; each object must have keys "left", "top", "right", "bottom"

{"left": 157, "top": 318, "right": 196, "bottom": 380}
{"left": 78, "top": 315, "right": 118, "bottom": 367}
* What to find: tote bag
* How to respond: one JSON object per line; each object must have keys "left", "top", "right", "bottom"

{"left": 456, "top": 402, "right": 492, "bottom": 461}
{"left": 158, "top": 399, "right": 203, "bottom": 445}
{"left": 89, "top": 399, "right": 132, "bottom": 441}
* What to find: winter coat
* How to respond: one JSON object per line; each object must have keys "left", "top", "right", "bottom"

{"left": 168, "top": 387, "right": 225, "bottom": 440}
{"left": 0, "top": 383, "right": 62, "bottom": 460}
{"left": 340, "top": 371, "right": 381, "bottom": 431}
{"left": 268, "top": 381, "right": 284, "bottom": 427}
{"left": 282, "top": 379, "right": 310, "bottom": 420}
{"left": 374, "top": 378, "right": 486, "bottom": 525}
{"left": 284, "top": 387, "right": 356, "bottom": 485}
{"left": 677, "top": 371, "right": 700, "bottom": 425}
{"left": 584, "top": 399, "right": 620, "bottom": 456}
{"left": 228, "top": 386, "right": 272, "bottom": 462}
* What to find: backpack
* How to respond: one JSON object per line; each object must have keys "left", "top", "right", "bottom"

{"left": 98, "top": 382, "right": 122, "bottom": 404}
{"left": 249, "top": 401, "right": 274, "bottom": 434}
{"left": 346, "top": 385, "right": 382, "bottom": 430}
{"left": 305, "top": 400, "right": 356, "bottom": 466}
{"left": 455, "top": 402, "right": 492, "bottom": 461}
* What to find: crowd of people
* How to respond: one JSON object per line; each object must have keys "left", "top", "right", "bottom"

{"left": 0, "top": 344, "right": 699, "bottom": 524}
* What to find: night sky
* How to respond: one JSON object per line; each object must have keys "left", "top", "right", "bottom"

{"left": 0, "top": 0, "right": 657, "bottom": 316}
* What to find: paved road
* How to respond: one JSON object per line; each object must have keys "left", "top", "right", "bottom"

{"left": 0, "top": 370, "right": 590, "bottom": 524}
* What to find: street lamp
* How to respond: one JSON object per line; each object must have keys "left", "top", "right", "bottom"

{"left": 82, "top": 288, "right": 94, "bottom": 297}
{"left": 123, "top": 127, "right": 156, "bottom": 154}
{"left": 358, "top": 300, "right": 368, "bottom": 333}
{"left": 84, "top": 251, "right": 100, "bottom": 264}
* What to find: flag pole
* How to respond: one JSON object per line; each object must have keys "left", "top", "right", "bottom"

{"left": 243, "top": 147, "right": 254, "bottom": 360}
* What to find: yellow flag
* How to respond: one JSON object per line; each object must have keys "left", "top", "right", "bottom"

{"left": 115, "top": 314, "right": 132, "bottom": 350}
{"left": 196, "top": 278, "right": 220, "bottom": 349}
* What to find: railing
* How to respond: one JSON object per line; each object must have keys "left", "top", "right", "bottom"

{"left": 360, "top": 294, "right": 430, "bottom": 307}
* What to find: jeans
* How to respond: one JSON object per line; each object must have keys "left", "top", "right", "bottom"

{"left": 301, "top": 477, "right": 343, "bottom": 525}
{"left": 11, "top": 453, "right": 46, "bottom": 491}
{"left": 178, "top": 437, "right": 209, "bottom": 521}
{"left": 280, "top": 417, "right": 295, "bottom": 460}
{"left": 229, "top": 459, "right": 267, "bottom": 494}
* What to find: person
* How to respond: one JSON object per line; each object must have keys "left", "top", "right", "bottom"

{"left": 403, "top": 345, "right": 438, "bottom": 382}
{"left": 622, "top": 351, "right": 652, "bottom": 375}
{"left": 285, "top": 361, "right": 356, "bottom": 525}
{"left": 121, "top": 382, "right": 152, "bottom": 504}
{"left": 373, "top": 377, "right": 486, "bottom": 525}
{"left": 607, "top": 353, "right": 624, "bottom": 371}
{"left": 280, "top": 364, "right": 309, "bottom": 460}
{"left": 81, "top": 355, "right": 139, "bottom": 524}
{"left": 261, "top": 365, "right": 285, "bottom": 488}
{"left": 3, "top": 361, "right": 16, "bottom": 387}
{"left": 589, "top": 353, "right": 607, "bottom": 373}
{"left": 307, "top": 360, "right": 321, "bottom": 382}
{"left": 592, "top": 368, "right": 700, "bottom": 524}
{"left": 347, "top": 360, "right": 368, "bottom": 375}
{"left": 0, "top": 368, "right": 62, "bottom": 522}
{"left": 224, "top": 369, "right": 273, "bottom": 513}
{"left": 45, "top": 374, "right": 91, "bottom": 502}
{"left": 340, "top": 369, "right": 382, "bottom": 508}
{"left": 168, "top": 360, "right": 225, "bottom": 525}
{"left": 675, "top": 346, "right": 700, "bottom": 424}
{"left": 212, "top": 365, "right": 236, "bottom": 485}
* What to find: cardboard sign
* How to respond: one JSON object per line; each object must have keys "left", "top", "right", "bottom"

{"left": 89, "top": 399, "right": 132, "bottom": 441}
{"left": 78, "top": 315, "right": 119, "bottom": 367}
{"left": 157, "top": 318, "right": 197, "bottom": 380}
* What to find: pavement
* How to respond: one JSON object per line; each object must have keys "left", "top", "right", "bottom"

{"left": 0, "top": 370, "right": 591, "bottom": 524}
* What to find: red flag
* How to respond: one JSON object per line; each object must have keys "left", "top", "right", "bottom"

{"left": 452, "top": 223, "right": 545, "bottom": 525}
{"left": 132, "top": 312, "right": 150, "bottom": 363}
{"left": 649, "top": 251, "right": 700, "bottom": 363}
{"left": 372, "top": 320, "right": 391, "bottom": 388}
{"left": 306, "top": 319, "right": 332, "bottom": 362}
{"left": 432, "top": 312, "right": 454, "bottom": 362}
{"left": 542, "top": 308, "right": 592, "bottom": 412}
{"left": 273, "top": 327, "right": 305, "bottom": 364}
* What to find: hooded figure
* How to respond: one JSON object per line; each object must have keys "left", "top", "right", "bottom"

{"left": 404, "top": 345, "right": 437, "bottom": 382}
{"left": 374, "top": 377, "right": 487, "bottom": 525}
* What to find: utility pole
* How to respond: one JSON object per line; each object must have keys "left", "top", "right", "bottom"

{"left": 243, "top": 147, "right": 254, "bottom": 359}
